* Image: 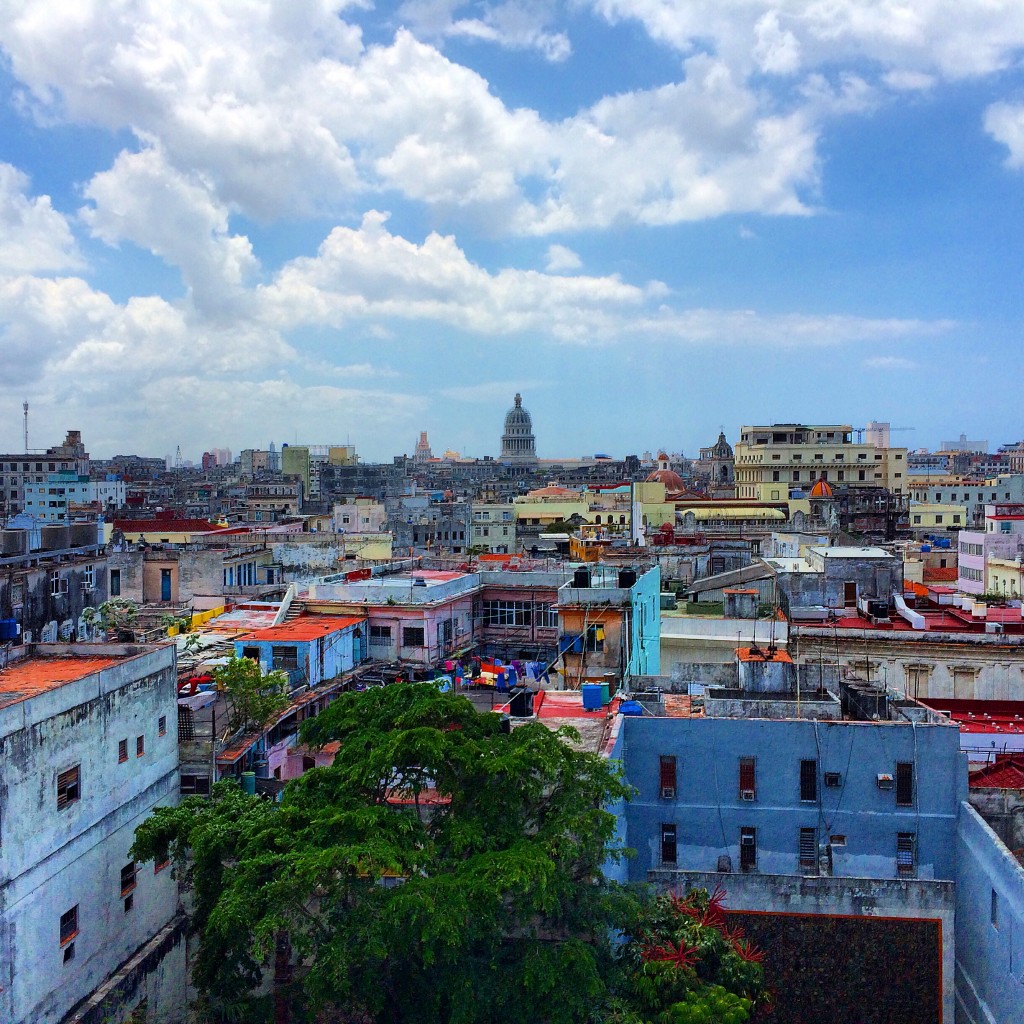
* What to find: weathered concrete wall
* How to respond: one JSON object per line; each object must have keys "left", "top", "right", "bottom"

{"left": 955, "top": 802, "right": 1024, "bottom": 1024}
{"left": 968, "top": 788, "right": 1024, "bottom": 852}
{"left": 0, "top": 555, "right": 109, "bottom": 642}
{"left": 0, "top": 645, "right": 183, "bottom": 1024}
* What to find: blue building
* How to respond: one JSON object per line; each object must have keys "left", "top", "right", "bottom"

{"left": 235, "top": 614, "right": 366, "bottom": 689}
{"left": 607, "top": 675, "right": 966, "bottom": 1022}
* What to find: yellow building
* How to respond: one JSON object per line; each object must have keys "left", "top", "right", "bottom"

{"left": 909, "top": 502, "right": 967, "bottom": 531}
{"left": 734, "top": 423, "right": 907, "bottom": 502}
{"left": 987, "top": 556, "right": 1024, "bottom": 598}
{"left": 631, "top": 481, "right": 676, "bottom": 530}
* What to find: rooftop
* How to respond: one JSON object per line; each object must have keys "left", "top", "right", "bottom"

{"left": 922, "top": 699, "right": 1024, "bottom": 736}
{"left": 245, "top": 614, "right": 365, "bottom": 641}
{"left": 969, "top": 756, "right": 1024, "bottom": 789}
{"left": 0, "top": 653, "right": 121, "bottom": 708}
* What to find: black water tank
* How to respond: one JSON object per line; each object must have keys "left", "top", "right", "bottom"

{"left": 509, "top": 688, "right": 533, "bottom": 717}
{"left": 618, "top": 568, "right": 637, "bottom": 588}
{"left": 573, "top": 568, "right": 591, "bottom": 588}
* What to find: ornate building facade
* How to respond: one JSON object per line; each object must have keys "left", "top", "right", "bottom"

{"left": 500, "top": 394, "right": 538, "bottom": 465}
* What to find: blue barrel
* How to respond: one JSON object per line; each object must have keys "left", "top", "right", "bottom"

{"left": 0, "top": 619, "right": 18, "bottom": 641}
{"left": 619, "top": 700, "right": 644, "bottom": 716}
{"left": 582, "top": 684, "right": 603, "bottom": 710}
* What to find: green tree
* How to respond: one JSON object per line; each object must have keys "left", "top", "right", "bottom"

{"left": 602, "top": 888, "right": 767, "bottom": 1024}
{"left": 133, "top": 683, "right": 639, "bottom": 1024}
{"left": 83, "top": 598, "right": 139, "bottom": 640}
{"left": 215, "top": 655, "right": 290, "bottom": 733}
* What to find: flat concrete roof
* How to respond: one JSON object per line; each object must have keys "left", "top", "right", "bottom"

{"left": 0, "top": 654, "right": 120, "bottom": 709}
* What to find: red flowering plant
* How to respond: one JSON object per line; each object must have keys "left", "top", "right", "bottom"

{"left": 600, "top": 888, "right": 767, "bottom": 1024}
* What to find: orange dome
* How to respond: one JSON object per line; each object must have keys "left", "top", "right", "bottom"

{"left": 809, "top": 478, "right": 834, "bottom": 498}
{"left": 645, "top": 468, "right": 687, "bottom": 493}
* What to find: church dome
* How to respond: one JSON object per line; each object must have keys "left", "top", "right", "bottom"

{"left": 645, "top": 468, "right": 687, "bottom": 494}
{"left": 809, "top": 478, "right": 834, "bottom": 498}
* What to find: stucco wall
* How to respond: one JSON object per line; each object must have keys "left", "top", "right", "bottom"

{"left": 955, "top": 801, "right": 1024, "bottom": 1024}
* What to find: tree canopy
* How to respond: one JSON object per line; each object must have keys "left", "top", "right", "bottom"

{"left": 134, "top": 683, "right": 641, "bottom": 1023}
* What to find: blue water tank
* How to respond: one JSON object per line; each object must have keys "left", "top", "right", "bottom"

{"left": 619, "top": 700, "right": 644, "bottom": 716}
{"left": 582, "top": 684, "right": 603, "bottom": 710}
{"left": 921, "top": 544, "right": 931, "bottom": 552}
{"left": 0, "top": 619, "right": 18, "bottom": 641}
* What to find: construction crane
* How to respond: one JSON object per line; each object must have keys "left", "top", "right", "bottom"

{"left": 854, "top": 425, "right": 915, "bottom": 443}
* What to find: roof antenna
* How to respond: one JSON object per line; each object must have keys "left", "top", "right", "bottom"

{"left": 23, "top": 400, "right": 28, "bottom": 451}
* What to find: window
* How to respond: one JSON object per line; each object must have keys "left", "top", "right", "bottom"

{"left": 482, "top": 600, "right": 533, "bottom": 627}
{"left": 272, "top": 646, "right": 299, "bottom": 670}
{"left": 60, "top": 905, "right": 78, "bottom": 946}
{"left": 738, "top": 757, "right": 756, "bottom": 799}
{"left": 158, "top": 715, "right": 167, "bottom": 737}
{"left": 110, "top": 568, "right": 121, "bottom": 596}
{"left": 118, "top": 739, "right": 128, "bottom": 764}
{"left": 121, "top": 861, "right": 138, "bottom": 896}
{"left": 154, "top": 857, "right": 170, "bottom": 873}
{"left": 660, "top": 823, "right": 677, "bottom": 864}
{"left": 913, "top": 515, "right": 922, "bottom": 525}
{"left": 369, "top": 625, "right": 392, "bottom": 645}
{"left": 896, "top": 762, "right": 914, "bottom": 806}
{"left": 896, "top": 832, "right": 916, "bottom": 876}
{"left": 659, "top": 755, "right": 677, "bottom": 799}
{"left": 180, "top": 774, "right": 211, "bottom": 796}
{"left": 858, "top": 470, "right": 866, "bottom": 481}
{"left": 935, "top": 514, "right": 943, "bottom": 524}
{"left": 800, "top": 759, "right": 817, "bottom": 802}
{"left": 124, "top": 893, "right": 134, "bottom": 913}
{"left": 402, "top": 626, "right": 426, "bottom": 647}
{"left": 740, "top": 827, "right": 757, "bottom": 871}
{"left": 81, "top": 565, "right": 94, "bottom": 590}
{"left": 57, "top": 766, "right": 81, "bottom": 810}
{"left": 50, "top": 570, "right": 67, "bottom": 596}
{"left": 992, "top": 889, "right": 999, "bottom": 929}
{"left": 799, "top": 827, "right": 817, "bottom": 870}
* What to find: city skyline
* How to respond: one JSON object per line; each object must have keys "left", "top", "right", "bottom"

{"left": 1, "top": 3, "right": 1024, "bottom": 459}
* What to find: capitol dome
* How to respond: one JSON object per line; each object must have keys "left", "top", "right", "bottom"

{"left": 500, "top": 393, "right": 538, "bottom": 464}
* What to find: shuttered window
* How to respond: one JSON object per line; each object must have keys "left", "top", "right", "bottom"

{"left": 800, "top": 759, "right": 817, "bottom": 802}
{"left": 57, "top": 766, "right": 80, "bottom": 810}
{"left": 738, "top": 757, "right": 756, "bottom": 797}
{"left": 896, "top": 762, "right": 914, "bottom": 806}
{"left": 659, "top": 755, "right": 677, "bottom": 798}
{"left": 799, "top": 828, "right": 817, "bottom": 870}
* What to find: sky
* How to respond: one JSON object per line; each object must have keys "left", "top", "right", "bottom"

{"left": 1, "top": 1, "right": 1024, "bottom": 463}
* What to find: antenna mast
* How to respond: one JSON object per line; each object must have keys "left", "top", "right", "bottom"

{"left": 23, "top": 400, "right": 28, "bottom": 451}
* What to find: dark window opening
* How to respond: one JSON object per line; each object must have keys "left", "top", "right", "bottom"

{"left": 118, "top": 739, "right": 128, "bottom": 764}
{"left": 660, "top": 823, "right": 677, "bottom": 864}
{"left": 740, "top": 827, "right": 757, "bottom": 871}
{"left": 739, "top": 756, "right": 755, "bottom": 798}
{"left": 120, "top": 861, "right": 138, "bottom": 896}
{"left": 57, "top": 766, "right": 80, "bottom": 810}
{"left": 59, "top": 905, "right": 78, "bottom": 945}
{"left": 800, "top": 759, "right": 817, "bottom": 802}
{"left": 896, "top": 761, "right": 914, "bottom": 806}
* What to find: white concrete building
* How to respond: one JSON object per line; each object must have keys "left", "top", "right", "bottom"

{"left": 0, "top": 644, "right": 185, "bottom": 1024}
{"left": 470, "top": 502, "right": 516, "bottom": 553}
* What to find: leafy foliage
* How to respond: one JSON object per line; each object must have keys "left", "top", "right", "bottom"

{"left": 602, "top": 888, "right": 767, "bottom": 1024}
{"left": 133, "top": 683, "right": 640, "bottom": 1023}
{"left": 215, "top": 655, "right": 290, "bottom": 733}
{"left": 83, "top": 598, "right": 139, "bottom": 640}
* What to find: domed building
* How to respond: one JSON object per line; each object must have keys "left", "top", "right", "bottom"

{"left": 698, "top": 432, "right": 736, "bottom": 499}
{"left": 500, "top": 393, "right": 538, "bottom": 465}
{"left": 645, "top": 453, "right": 687, "bottom": 497}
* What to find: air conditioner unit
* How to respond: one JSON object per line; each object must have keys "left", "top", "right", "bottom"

{"left": 740, "top": 834, "right": 755, "bottom": 846}
{"left": 824, "top": 772, "right": 842, "bottom": 787}
{"left": 740, "top": 790, "right": 755, "bottom": 801}
{"left": 660, "top": 786, "right": 676, "bottom": 800}
{"left": 876, "top": 773, "right": 894, "bottom": 790}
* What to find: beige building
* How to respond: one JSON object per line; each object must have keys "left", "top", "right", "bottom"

{"left": 734, "top": 423, "right": 907, "bottom": 502}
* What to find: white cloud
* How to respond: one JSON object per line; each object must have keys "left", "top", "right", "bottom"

{"left": 397, "top": 0, "right": 571, "bottom": 62}
{"left": 0, "top": 163, "right": 80, "bottom": 273}
{"left": 545, "top": 244, "right": 581, "bottom": 271}
{"left": 984, "top": 102, "right": 1024, "bottom": 168}
{"left": 862, "top": 355, "right": 919, "bottom": 371}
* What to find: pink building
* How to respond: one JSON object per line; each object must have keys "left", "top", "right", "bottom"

{"left": 957, "top": 504, "right": 1024, "bottom": 594}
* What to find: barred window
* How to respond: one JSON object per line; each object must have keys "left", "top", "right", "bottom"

{"left": 896, "top": 832, "right": 916, "bottom": 875}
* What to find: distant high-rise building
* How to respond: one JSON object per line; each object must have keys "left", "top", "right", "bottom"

{"left": 500, "top": 393, "right": 537, "bottom": 465}
{"left": 414, "top": 431, "right": 433, "bottom": 463}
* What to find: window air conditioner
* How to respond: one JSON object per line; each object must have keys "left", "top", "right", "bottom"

{"left": 660, "top": 786, "right": 676, "bottom": 800}
{"left": 740, "top": 834, "right": 755, "bottom": 846}
{"left": 876, "top": 773, "right": 894, "bottom": 790}
{"left": 740, "top": 790, "right": 755, "bottom": 801}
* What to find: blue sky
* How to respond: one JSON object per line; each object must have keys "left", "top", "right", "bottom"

{"left": 1, "top": 0, "right": 1024, "bottom": 462}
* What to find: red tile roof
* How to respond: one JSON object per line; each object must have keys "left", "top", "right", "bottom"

{"left": 923, "top": 567, "right": 958, "bottom": 583}
{"left": 969, "top": 756, "right": 1024, "bottom": 789}
{"left": 244, "top": 614, "right": 365, "bottom": 641}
